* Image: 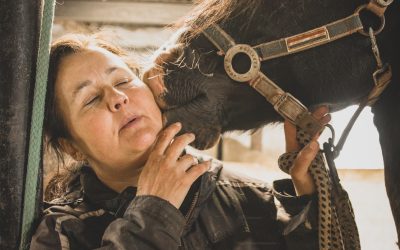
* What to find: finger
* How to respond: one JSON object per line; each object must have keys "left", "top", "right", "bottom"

{"left": 320, "top": 113, "right": 331, "bottom": 124}
{"left": 152, "top": 122, "right": 181, "bottom": 155}
{"left": 284, "top": 120, "right": 300, "bottom": 152}
{"left": 311, "top": 106, "right": 329, "bottom": 119}
{"left": 178, "top": 154, "right": 199, "bottom": 171}
{"left": 290, "top": 140, "right": 319, "bottom": 177}
{"left": 184, "top": 161, "right": 211, "bottom": 183}
{"left": 165, "top": 133, "right": 196, "bottom": 161}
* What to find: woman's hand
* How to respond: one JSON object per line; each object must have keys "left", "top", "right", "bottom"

{"left": 136, "top": 122, "right": 210, "bottom": 209}
{"left": 284, "top": 106, "right": 331, "bottom": 196}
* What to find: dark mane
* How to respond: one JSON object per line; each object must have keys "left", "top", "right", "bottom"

{"left": 175, "top": 0, "right": 262, "bottom": 41}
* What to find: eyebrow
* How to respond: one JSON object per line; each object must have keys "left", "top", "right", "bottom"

{"left": 72, "top": 67, "right": 119, "bottom": 98}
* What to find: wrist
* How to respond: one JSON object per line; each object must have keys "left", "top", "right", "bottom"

{"left": 291, "top": 174, "right": 315, "bottom": 196}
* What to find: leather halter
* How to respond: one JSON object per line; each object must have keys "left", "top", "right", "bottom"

{"left": 201, "top": 0, "right": 393, "bottom": 140}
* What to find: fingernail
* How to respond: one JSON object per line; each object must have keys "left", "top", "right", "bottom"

{"left": 189, "top": 133, "right": 196, "bottom": 140}
{"left": 207, "top": 160, "right": 212, "bottom": 170}
{"left": 175, "top": 122, "right": 181, "bottom": 128}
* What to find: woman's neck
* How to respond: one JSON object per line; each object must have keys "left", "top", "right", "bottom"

{"left": 93, "top": 165, "right": 144, "bottom": 193}
{"left": 86, "top": 150, "right": 150, "bottom": 193}
{"left": 89, "top": 160, "right": 144, "bottom": 193}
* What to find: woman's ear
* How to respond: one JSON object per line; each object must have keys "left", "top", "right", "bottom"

{"left": 59, "top": 138, "right": 86, "bottom": 161}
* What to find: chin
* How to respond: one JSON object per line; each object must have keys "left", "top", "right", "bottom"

{"left": 131, "top": 130, "right": 158, "bottom": 152}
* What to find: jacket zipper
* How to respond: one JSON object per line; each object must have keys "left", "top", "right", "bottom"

{"left": 184, "top": 191, "right": 199, "bottom": 222}
{"left": 181, "top": 191, "right": 199, "bottom": 250}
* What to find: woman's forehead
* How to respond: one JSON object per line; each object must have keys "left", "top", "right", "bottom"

{"left": 57, "top": 47, "right": 131, "bottom": 87}
{"left": 63, "top": 47, "right": 128, "bottom": 72}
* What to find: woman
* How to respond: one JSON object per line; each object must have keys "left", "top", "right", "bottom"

{"left": 30, "top": 34, "right": 330, "bottom": 250}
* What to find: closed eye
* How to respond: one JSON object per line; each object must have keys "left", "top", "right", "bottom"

{"left": 115, "top": 79, "right": 133, "bottom": 87}
{"left": 85, "top": 95, "right": 99, "bottom": 106}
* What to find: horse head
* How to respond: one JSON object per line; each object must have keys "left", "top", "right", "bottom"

{"left": 143, "top": 0, "right": 399, "bottom": 149}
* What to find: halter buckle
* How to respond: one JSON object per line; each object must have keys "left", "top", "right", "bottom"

{"left": 273, "top": 93, "right": 307, "bottom": 123}
{"left": 273, "top": 93, "right": 324, "bottom": 137}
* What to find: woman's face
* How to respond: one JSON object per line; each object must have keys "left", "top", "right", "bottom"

{"left": 55, "top": 46, "right": 162, "bottom": 174}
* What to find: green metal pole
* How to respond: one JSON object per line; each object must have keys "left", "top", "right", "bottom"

{"left": 19, "top": 0, "right": 55, "bottom": 249}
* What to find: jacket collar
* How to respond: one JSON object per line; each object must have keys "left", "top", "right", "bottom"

{"left": 80, "top": 166, "right": 136, "bottom": 217}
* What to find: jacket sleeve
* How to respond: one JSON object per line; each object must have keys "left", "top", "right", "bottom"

{"left": 99, "top": 195, "right": 186, "bottom": 250}
{"left": 29, "top": 212, "right": 71, "bottom": 250}
{"left": 30, "top": 195, "right": 186, "bottom": 250}
{"left": 272, "top": 178, "right": 319, "bottom": 250}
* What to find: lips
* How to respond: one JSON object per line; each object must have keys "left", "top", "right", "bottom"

{"left": 120, "top": 115, "right": 141, "bottom": 131}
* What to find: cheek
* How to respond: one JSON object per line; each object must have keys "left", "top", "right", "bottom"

{"left": 72, "top": 112, "right": 114, "bottom": 146}
{"left": 144, "top": 91, "right": 162, "bottom": 121}
{"left": 131, "top": 88, "right": 162, "bottom": 123}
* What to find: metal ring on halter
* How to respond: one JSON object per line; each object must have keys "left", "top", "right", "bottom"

{"left": 224, "top": 44, "right": 261, "bottom": 82}
{"left": 325, "top": 124, "right": 342, "bottom": 158}
{"left": 325, "top": 124, "right": 336, "bottom": 147}
{"left": 355, "top": 4, "right": 386, "bottom": 36}
{"left": 375, "top": 0, "right": 393, "bottom": 7}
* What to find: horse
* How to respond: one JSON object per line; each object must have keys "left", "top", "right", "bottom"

{"left": 142, "top": 0, "right": 400, "bottom": 243}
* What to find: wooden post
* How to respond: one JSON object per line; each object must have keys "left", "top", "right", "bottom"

{"left": 250, "top": 129, "right": 263, "bottom": 152}
{"left": 217, "top": 136, "right": 223, "bottom": 160}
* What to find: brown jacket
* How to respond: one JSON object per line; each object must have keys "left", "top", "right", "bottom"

{"left": 30, "top": 155, "right": 318, "bottom": 250}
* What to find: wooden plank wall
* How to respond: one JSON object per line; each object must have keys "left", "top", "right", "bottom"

{"left": 55, "top": 0, "right": 194, "bottom": 25}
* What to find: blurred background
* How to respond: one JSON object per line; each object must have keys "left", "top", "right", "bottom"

{"left": 48, "top": 0, "right": 397, "bottom": 248}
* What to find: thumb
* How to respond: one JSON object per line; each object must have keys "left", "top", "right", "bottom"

{"left": 290, "top": 140, "right": 319, "bottom": 177}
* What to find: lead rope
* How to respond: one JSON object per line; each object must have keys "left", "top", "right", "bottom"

{"left": 278, "top": 129, "right": 353, "bottom": 250}
{"left": 278, "top": 25, "right": 392, "bottom": 249}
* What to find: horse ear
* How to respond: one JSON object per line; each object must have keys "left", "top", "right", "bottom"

{"left": 59, "top": 138, "right": 86, "bottom": 162}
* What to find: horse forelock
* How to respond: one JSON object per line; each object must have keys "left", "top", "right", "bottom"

{"left": 174, "top": 0, "right": 262, "bottom": 43}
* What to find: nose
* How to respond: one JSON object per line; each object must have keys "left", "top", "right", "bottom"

{"left": 107, "top": 89, "right": 129, "bottom": 112}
